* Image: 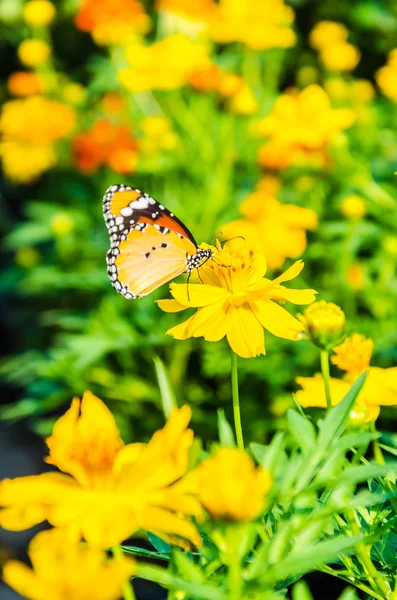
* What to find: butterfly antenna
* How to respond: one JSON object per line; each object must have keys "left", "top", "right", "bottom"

{"left": 219, "top": 235, "right": 246, "bottom": 245}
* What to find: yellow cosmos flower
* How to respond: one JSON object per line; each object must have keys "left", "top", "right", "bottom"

{"left": 296, "top": 374, "right": 380, "bottom": 424}
{"left": 221, "top": 179, "right": 317, "bottom": 269}
{"left": 18, "top": 39, "right": 51, "bottom": 67}
{"left": 158, "top": 243, "right": 317, "bottom": 359}
{"left": 3, "top": 528, "right": 134, "bottom": 600}
{"left": 320, "top": 42, "right": 361, "bottom": 72}
{"left": 340, "top": 194, "right": 366, "bottom": 220}
{"left": 331, "top": 334, "right": 374, "bottom": 378}
{"left": 119, "top": 34, "right": 211, "bottom": 93}
{"left": 0, "top": 392, "right": 202, "bottom": 548}
{"left": 186, "top": 448, "right": 272, "bottom": 521}
{"left": 376, "top": 49, "right": 397, "bottom": 103}
{"left": 256, "top": 85, "right": 355, "bottom": 169}
{"left": 299, "top": 300, "right": 346, "bottom": 350}
{"left": 0, "top": 96, "right": 75, "bottom": 183}
{"left": 209, "top": 0, "right": 296, "bottom": 51}
{"left": 23, "top": 0, "right": 56, "bottom": 26}
{"left": 309, "top": 21, "right": 348, "bottom": 50}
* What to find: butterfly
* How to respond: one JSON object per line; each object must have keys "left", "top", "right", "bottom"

{"left": 103, "top": 184, "right": 214, "bottom": 299}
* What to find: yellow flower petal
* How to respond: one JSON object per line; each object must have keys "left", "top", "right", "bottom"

{"left": 253, "top": 299, "right": 304, "bottom": 340}
{"left": 167, "top": 314, "right": 196, "bottom": 340}
{"left": 364, "top": 367, "right": 397, "bottom": 406}
{"left": 295, "top": 374, "right": 350, "bottom": 408}
{"left": 186, "top": 301, "right": 230, "bottom": 342}
{"left": 3, "top": 561, "right": 46, "bottom": 600}
{"left": 272, "top": 260, "right": 304, "bottom": 285}
{"left": 226, "top": 304, "right": 265, "bottom": 358}
{"left": 141, "top": 506, "right": 202, "bottom": 547}
{"left": 156, "top": 298, "right": 187, "bottom": 312}
{"left": 270, "top": 287, "right": 317, "bottom": 305}
{"left": 170, "top": 282, "right": 229, "bottom": 307}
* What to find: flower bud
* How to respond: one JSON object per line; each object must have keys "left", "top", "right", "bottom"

{"left": 300, "top": 300, "right": 346, "bottom": 349}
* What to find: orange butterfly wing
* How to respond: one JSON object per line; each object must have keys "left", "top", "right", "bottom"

{"left": 103, "top": 184, "right": 199, "bottom": 299}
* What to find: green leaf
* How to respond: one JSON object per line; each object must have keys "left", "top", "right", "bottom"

{"left": 261, "top": 535, "right": 362, "bottom": 584}
{"left": 153, "top": 356, "right": 177, "bottom": 418}
{"left": 121, "top": 545, "right": 169, "bottom": 561}
{"left": 147, "top": 532, "right": 171, "bottom": 555}
{"left": 292, "top": 581, "right": 314, "bottom": 600}
{"left": 251, "top": 432, "right": 285, "bottom": 473}
{"left": 217, "top": 409, "right": 235, "bottom": 446}
{"left": 337, "top": 588, "right": 359, "bottom": 600}
{"left": 331, "top": 432, "right": 379, "bottom": 454}
{"left": 287, "top": 410, "right": 316, "bottom": 453}
{"left": 173, "top": 550, "right": 205, "bottom": 583}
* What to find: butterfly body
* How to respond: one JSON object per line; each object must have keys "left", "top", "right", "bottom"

{"left": 103, "top": 184, "right": 213, "bottom": 299}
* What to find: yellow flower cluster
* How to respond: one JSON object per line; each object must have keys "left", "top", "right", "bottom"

{"left": 255, "top": 85, "right": 355, "bottom": 169}
{"left": 158, "top": 241, "right": 317, "bottom": 358}
{"left": 159, "top": 0, "right": 295, "bottom": 51}
{"left": 0, "top": 96, "right": 75, "bottom": 183}
{"left": 1, "top": 392, "right": 273, "bottom": 598}
{"left": 376, "top": 49, "right": 397, "bottom": 102}
{"left": 23, "top": 0, "right": 56, "bottom": 26}
{"left": 296, "top": 333, "right": 397, "bottom": 423}
{"left": 119, "top": 34, "right": 212, "bottom": 93}
{"left": 221, "top": 177, "right": 317, "bottom": 269}
{"left": 310, "top": 21, "right": 361, "bottom": 72}
{"left": 140, "top": 116, "right": 179, "bottom": 154}
{"left": 3, "top": 529, "right": 134, "bottom": 600}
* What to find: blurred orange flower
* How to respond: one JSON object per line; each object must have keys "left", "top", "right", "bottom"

{"left": 7, "top": 71, "right": 41, "bottom": 96}
{"left": 72, "top": 119, "right": 138, "bottom": 174}
{"left": 255, "top": 85, "right": 355, "bottom": 169}
{"left": 75, "top": 0, "right": 150, "bottom": 45}
{"left": 119, "top": 34, "right": 212, "bottom": 93}
{"left": 0, "top": 96, "right": 75, "bottom": 183}
{"left": 221, "top": 178, "right": 317, "bottom": 269}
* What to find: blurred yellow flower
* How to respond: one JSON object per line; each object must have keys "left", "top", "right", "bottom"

{"left": 7, "top": 71, "right": 41, "bottom": 96}
{"left": 119, "top": 34, "right": 211, "bottom": 93}
{"left": 51, "top": 212, "right": 75, "bottom": 237}
{"left": 0, "top": 392, "right": 202, "bottom": 548}
{"left": 187, "top": 448, "right": 272, "bottom": 521}
{"left": 296, "top": 374, "right": 380, "bottom": 423}
{"left": 221, "top": 179, "right": 317, "bottom": 269}
{"left": 18, "top": 39, "right": 51, "bottom": 67}
{"left": 229, "top": 84, "right": 259, "bottom": 115}
{"left": 62, "top": 82, "right": 87, "bottom": 106}
{"left": 0, "top": 96, "right": 75, "bottom": 183}
{"left": 140, "top": 116, "right": 179, "bottom": 154}
{"left": 376, "top": 49, "right": 397, "bottom": 102}
{"left": 331, "top": 334, "right": 373, "bottom": 378}
{"left": 340, "top": 194, "right": 366, "bottom": 219}
{"left": 75, "top": 0, "right": 150, "bottom": 45}
{"left": 347, "top": 263, "right": 365, "bottom": 291}
{"left": 158, "top": 243, "right": 317, "bottom": 358}
{"left": 3, "top": 528, "right": 135, "bottom": 600}
{"left": 14, "top": 247, "right": 41, "bottom": 269}
{"left": 297, "top": 333, "right": 397, "bottom": 420}
{"left": 320, "top": 42, "right": 361, "bottom": 72}
{"left": 351, "top": 79, "right": 375, "bottom": 103}
{"left": 309, "top": 21, "right": 348, "bottom": 50}
{"left": 256, "top": 85, "right": 355, "bottom": 169}
{"left": 23, "top": 0, "right": 56, "bottom": 26}
{"left": 157, "top": 0, "right": 215, "bottom": 22}
{"left": 299, "top": 300, "right": 345, "bottom": 350}
{"left": 209, "top": 0, "right": 295, "bottom": 51}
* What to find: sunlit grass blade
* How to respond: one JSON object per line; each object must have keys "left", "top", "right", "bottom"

{"left": 153, "top": 355, "right": 177, "bottom": 418}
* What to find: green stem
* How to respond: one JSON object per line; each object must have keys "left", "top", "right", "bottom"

{"left": 228, "top": 552, "right": 242, "bottom": 600}
{"left": 320, "top": 350, "right": 332, "bottom": 411}
{"left": 112, "top": 546, "right": 136, "bottom": 600}
{"left": 346, "top": 509, "right": 391, "bottom": 598}
{"left": 231, "top": 351, "right": 244, "bottom": 450}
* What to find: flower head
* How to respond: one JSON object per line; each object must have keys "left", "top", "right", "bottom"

{"left": 72, "top": 119, "right": 138, "bottom": 174}
{"left": 221, "top": 179, "right": 317, "bottom": 269}
{"left": 119, "top": 34, "right": 211, "bottom": 93}
{"left": 23, "top": 0, "right": 56, "bottom": 26}
{"left": 376, "top": 49, "right": 397, "bottom": 102}
{"left": 75, "top": 0, "right": 150, "bottom": 45}
{"left": 187, "top": 448, "right": 272, "bottom": 521}
{"left": 3, "top": 528, "right": 134, "bottom": 600}
{"left": 309, "top": 21, "right": 348, "bottom": 49}
{"left": 0, "top": 96, "right": 75, "bottom": 183}
{"left": 0, "top": 392, "right": 202, "bottom": 548}
{"left": 256, "top": 85, "right": 355, "bottom": 169}
{"left": 209, "top": 0, "right": 296, "bottom": 51}
{"left": 18, "top": 39, "right": 51, "bottom": 67}
{"left": 158, "top": 242, "right": 317, "bottom": 358}
{"left": 320, "top": 42, "right": 360, "bottom": 72}
{"left": 299, "top": 300, "right": 345, "bottom": 350}
{"left": 340, "top": 194, "right": 366, "bottom": 219}
{"left": 7, "top": 71, "right": 41, "bottom": 96}
{"left": 331, "top": 334, "right": 374, "bottom": 378}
